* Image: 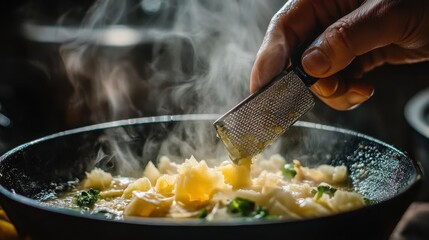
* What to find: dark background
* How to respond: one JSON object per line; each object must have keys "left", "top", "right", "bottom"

{"left": 1, "top": 0, "right": 429, "bottom": 160}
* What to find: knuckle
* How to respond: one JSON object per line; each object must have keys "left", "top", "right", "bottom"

{"left": 324, "top": 20, "right": 355, "bottom": 55}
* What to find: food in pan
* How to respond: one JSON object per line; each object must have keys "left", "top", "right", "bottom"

{"left": 43, "top": 154, "right": 367, "bottom": 221}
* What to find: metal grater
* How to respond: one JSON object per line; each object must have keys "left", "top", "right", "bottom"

{"left": 213, "top": 62, "right": 317, "bottom": 164}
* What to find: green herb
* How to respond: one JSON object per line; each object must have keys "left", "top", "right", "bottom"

{"left": 75, "top": 188, "right": 100, "bottom": 208}
{"left": 253, "top": 206, "right": 269, "bottom": 219}
{"left": 227, "top": 197, "right": 255, "bottom": 216}
{"left": 197, "top": 208, "right": 208, "bottom": 219}
{"left": 227, "top": 197, "right": 273, "bottom": 219}
{"left": 282, "top": 163, "right": 297, "bottom": 180}
{"left": 265, "top": 215, "right": 280, "bottom": 220}
{"left": 311, "top": 185, "right": 337, "bottom": 200}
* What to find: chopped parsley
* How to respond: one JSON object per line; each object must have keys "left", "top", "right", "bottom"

{"left": 282, "top": 163, "right": 297, "bottom": 180}
{"left": 197, "top": 208, "right": 208, "bottom": 219}
{"left": 75, "top": 188, "right": 100, "bottom": 208}
{"left": 311, "top": 185, "right": 337, "bottom": 200}
{"left": 227, "top": 197, "right": 255, "bottom": 216}
{"left": 253, "top": 205, "right": 269, "bottom": 219}
{"left": 227, "top": 197, "right": 273, "bottom": 219}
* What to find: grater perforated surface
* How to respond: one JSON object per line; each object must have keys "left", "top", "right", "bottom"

{"left": 214, "top": 70, "right": 315, "bottom": 164}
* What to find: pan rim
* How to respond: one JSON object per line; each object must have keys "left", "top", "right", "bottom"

{"left": 0, "top": 113, "right": 423, "bottom": 227}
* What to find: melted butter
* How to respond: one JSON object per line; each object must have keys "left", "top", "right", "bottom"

{"left": 214, "top": 123, "right": 243, "bottom": 163}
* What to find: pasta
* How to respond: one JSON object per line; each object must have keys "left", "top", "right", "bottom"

{"left": 44, "top": 154, "right": 366, "bottom": 221}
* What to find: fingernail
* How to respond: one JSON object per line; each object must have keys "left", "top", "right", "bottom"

{"left": 310, "top": 84, "right": 322, "bottom": 96}
{"left": 310, "top": 78, "right": 339, "bottom": 97}
{"left": 347, "top": 91, "right": 372, "bottom": 108}
{"left": 302, "top": 48, "right": 331, "bottom": 76}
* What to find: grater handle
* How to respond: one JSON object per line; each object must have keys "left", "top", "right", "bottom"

{"left": 290, "top": 47, "right": 318, "bottom": 87}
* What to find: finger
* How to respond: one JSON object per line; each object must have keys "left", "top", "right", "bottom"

{"left": 344, "top": 44, "right": 429, "bottom": 78}
{"left": 250, "top": 0, "right": 362, "bottom": 93}
{"left": 310, "top": 75, "right": 374, "bottom": 111}
{"left": 341, "top": 49, "right": 388, "bottom": 79}
{"left": 301, "top": 0, "right": 413, "bottom": 78}
{"left": 250, "top": 0, "right": 312, "bottom": 93}
{"left": 249, "top": 30, "right": 290, "bottom": 93}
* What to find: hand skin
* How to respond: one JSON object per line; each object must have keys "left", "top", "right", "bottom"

{"left": 250, "top": 0, "right": 429, "bottom": 110}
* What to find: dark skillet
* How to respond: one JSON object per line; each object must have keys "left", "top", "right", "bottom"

{"left": 0, "top": 114, "right": 423, "bottom": 240}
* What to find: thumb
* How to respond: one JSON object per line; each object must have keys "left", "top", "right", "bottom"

{"left": 301, "top": 0, "right": 407, "bottom": 78}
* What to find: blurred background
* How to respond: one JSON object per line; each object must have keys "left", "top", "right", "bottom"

{"left": 1, "top": 0, "right": 429, "bottom": 195}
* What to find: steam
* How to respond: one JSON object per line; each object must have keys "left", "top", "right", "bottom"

{"left": 59, "top": 0, "right": 285, "bottom": 175}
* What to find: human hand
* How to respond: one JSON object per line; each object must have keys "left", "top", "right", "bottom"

{"left": 250, "top": 0, "right": 429, "bottom": 110}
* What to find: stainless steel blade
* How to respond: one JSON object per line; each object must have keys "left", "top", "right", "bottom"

{"left": 213, "top": 69, "right": 315, "bottom": 164}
